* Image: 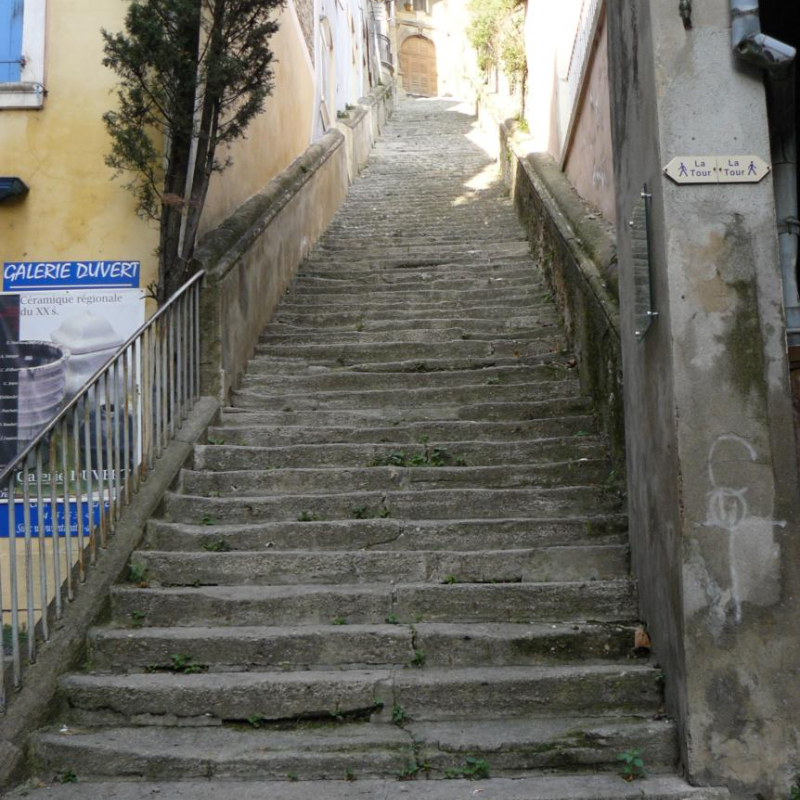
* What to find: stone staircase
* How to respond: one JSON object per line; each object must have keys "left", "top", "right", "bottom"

{"left": 13, "top": 99, "right": 727, "bottom": 799}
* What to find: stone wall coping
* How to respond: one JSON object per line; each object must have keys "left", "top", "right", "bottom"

{"left": 342, "top": 83, "right": 392, "bottom": 130}
{"left": 193, "top": 129, "right": 346, "bottom": 282}
{"left": 514, "top": 142, "right": 621, "bottom": 335}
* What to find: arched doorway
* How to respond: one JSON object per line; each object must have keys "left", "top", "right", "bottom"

{"left": 400, "top": 36, "right": 438, "bottom": 97}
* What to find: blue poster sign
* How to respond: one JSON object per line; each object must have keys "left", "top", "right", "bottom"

{"left": 3, "top": 261, "right": 141, "bottom": 291}
{"left": 0, "top": 497, "right": 104, "bottom": 538}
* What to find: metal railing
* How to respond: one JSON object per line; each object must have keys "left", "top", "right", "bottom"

{"left": 377, "top": 33, "right": 393, "bottom": 68}
{"left": 0, "top": 272, "right": 203, "bottom": 709}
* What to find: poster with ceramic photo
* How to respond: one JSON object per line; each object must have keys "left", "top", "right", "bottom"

{"left": 0, "top": 289, "right": 145, "bottom": 536}
{"left": 0, "top": 289, "right": 145, "bottom": 473}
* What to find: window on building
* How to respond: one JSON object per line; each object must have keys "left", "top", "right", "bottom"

{"left": 0, "top": 0, "right": 46, "bottom": 108}
{"left": 413, "top": 0, "right": 427, "bottom": 12}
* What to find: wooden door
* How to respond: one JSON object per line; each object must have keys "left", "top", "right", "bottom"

{"left": 400, "top": 36, "right": 437, "bottom": 97}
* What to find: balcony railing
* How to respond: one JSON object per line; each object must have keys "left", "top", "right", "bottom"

{"left": 0, "top": 271, "right": 203, "bottom": 708}
{"left": 377, "top": 33, "right": 393, "bottom": 68}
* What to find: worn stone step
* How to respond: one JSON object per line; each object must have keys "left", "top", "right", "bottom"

{"left": 265, "top": 316, "right": 558, "bottom": 337}
{"left": 28, "top": 716, "right": 677, "bottom": 783}
{"left": 144, "top": 515, "right": 628, "bottom": 553}
{"left": 272, "top": 304, "right": 560, "bottom": 324}
{"left": 271, "top": 308, "right": 555, "bottom": 328}
{"left": 253, "top": 338, "right": 562, "bottom": 363}
{"left": 180, "top": 462, "right": 608, "bottom": 496}
{"left": 130, "top": 544, "right": 628, "bottom": 587}
{"left": 250, "top": 354, "right": 566, "bottom": 375}
{"left": 193, "top": 439, "right": 603, "bottom": 472}
{"left": 28, "top": 723, "right": 412, "bottom": 782}
{"left": 59, "top": 665, "right": 662, "bottom": 725}
{"left": 297, "top": 257, "right": 536, "bottom": 276}
{"left": 160, "top": 486, "right": 623, "bottom": 525}
{"left": 4, "top": 776, "right": 731, "bottom": 799}
{"left": 215, "top": 402, "right": 595, "bottom": 428}
{"left": 241, "top": 365, "right": 573, "bottom": 391}
{"left": 231, "top": 382, "right": 580, "bottom": 412}
{"left": 87, "top": 622, "right": 635, "bottom": 672}
{"left": 285, "top": 282, "right": 545, "bottom": 299}
{"left": 305, "top": 241, "right": 530, "bottom": 261}
{"left": 288, "top": 271, "right": 540, "bottom": 290}
{"left": 272, "top": 297, "right": 550, "bottom": 315}
{"left": 221, "top": 396, "right": 592, "bottom": 425}
{"left": 109, "top": 580, "right": 637, "bottom": 627}
{"left": 258, "top": 327, "right": 557, "bottom": 346}
{"left": 207, "top": 418, "right": 595, "bottom": 449}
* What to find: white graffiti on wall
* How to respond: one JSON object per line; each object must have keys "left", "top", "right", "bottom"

{"left": 703, "top": 434, "right": 785, "bottom": 623}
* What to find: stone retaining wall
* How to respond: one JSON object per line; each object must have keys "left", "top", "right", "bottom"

{"left": 474, "top": 92, "right": 625, "bottom": 467}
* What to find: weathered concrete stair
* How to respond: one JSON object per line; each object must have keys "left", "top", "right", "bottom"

{"left": 16, "top": 99, "right": 721, "bottom": 799}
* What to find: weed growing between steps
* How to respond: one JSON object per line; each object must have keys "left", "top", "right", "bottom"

{"left": 618, "top": 748, "right": 646, "bottom": 781}
{"left": 370, "top": 445, "right": 468, "bottom": 468}
{"left": 145, "top": 654, "right": 208, "bottom": 674}
{"left": 444, "top": 757, "right": 491, "bottom": 780}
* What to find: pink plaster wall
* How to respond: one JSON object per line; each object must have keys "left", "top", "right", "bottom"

{"left": 563, "top": 10, "right": 616, "bottom": 224}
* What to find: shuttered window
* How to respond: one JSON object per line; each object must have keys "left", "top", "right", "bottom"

{"left": 0, "top": 0, "right": 24, "bottom": 82}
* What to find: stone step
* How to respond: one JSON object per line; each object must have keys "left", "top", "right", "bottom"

{"left": 4, "top": 776, "right": 730, "bottom": 799}
{"left": 230, "top": 381, "right": 580, "bottom": 412}
{"left": 265, "top": 315, "right": 558, "bottom": 335}
{"left": 272, "top": 295, "right": 549, "bottom": 313}
{"left": 180, "top": 461, "right": 608, "bottom": 496}
{"left": 272, "top": 307, "right": 557, "bottom": 327}
{"left": 305, "top": 240, "right": 531, "bottom": 260}
{"left": 130, "top": 544, "right": 629, "bottom": 587}
{"left": 59, "top": 664, "right": 662, "bottom": 725}
{"left": 258, "top": 327, "right": 557, "bottom": 346}
{"left": 293, "top": 262, "right": 537, "bottom": 281}
{"left": 239, "top": 364, "right": 576, "bottom": 392}
{"left": 87, "top": 622, "right": 635, "bottom": 672}
{"left": 286, "top": 278, "right": 544, "bottom": 294}
{"left": 273, "top": 299, "right": 555, "bottom": 317}
{"left": 247, "top": 354, "right": 567, "bottom": 376}
{"left": 297, "top": 257, "right": 536, "bottom": 276}
{"left": 288, "top": 270, "right": 540, "bottom": 289}
{"left": 207, "top": 417, "right": 595, "bottom": 448}
{"left": 216, "top": 402, "right": 595, "bottom": 427}
{"left": 250, "top": 340, "right": 564, "bottom": 366}
{"left": 193, "top": 438, "right": 603, "bottom": 471}
{"left": 109, "top": 580, "right": 637, "bottom": 627}
{"left": 160, "top": 486, "right": 623, "bottom": 525}
{"left": 143, "top": 516, "right": 628, "bottom": 553}
{"left": 28, "top": 717, "right": 677, "bottom": 782}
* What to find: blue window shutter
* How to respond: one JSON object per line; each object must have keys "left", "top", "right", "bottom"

{"left": 0, "top": 0, "right": 24, "bottom": 82}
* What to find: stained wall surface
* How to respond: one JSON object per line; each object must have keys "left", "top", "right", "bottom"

{"left": 608, "top": 0, "right": 800, "bottom": 796}
{"left": 562, "top": 10, "right": 615, "bottom": 224}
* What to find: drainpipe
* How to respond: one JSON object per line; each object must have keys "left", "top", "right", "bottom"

{"left": 731, "top": 0, "right": 800, "bottom": 344}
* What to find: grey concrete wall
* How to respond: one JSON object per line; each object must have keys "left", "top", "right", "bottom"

{"left": 608, "top": 1, "right": 800, "bottom": 797}
{"left": 195, "top": 83, "right": 395, "bottom": 403}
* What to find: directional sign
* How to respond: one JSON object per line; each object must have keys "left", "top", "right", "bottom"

{"left": 663, "top": 155, "right": 770, "bottom": 185}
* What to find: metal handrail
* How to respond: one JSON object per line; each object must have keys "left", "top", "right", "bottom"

{"left": 0, "top": 271, "right": 204, "bottom": 708}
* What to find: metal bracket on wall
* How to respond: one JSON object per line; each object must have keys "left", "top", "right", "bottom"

{"left": 630, "top": 187, "right": 658, "bottom": 341}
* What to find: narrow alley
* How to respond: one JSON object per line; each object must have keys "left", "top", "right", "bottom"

{"left": 12, "top": 101, "right": 726, "bottom": 799}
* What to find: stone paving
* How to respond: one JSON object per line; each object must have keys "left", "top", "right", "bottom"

{"left": 12, "top": 99, "right": 727, "bottom": 799}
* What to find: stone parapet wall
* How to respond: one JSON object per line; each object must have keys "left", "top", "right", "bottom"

{"left": 195, "top": 82, "right": 396, "bottom": 402}
{"left": 473, "top": 90, "right": 625, "bottom": 468}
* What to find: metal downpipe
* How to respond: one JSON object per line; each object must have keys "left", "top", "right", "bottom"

{"left": 731, "top": 0, "right": 800, "bottom": 344}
